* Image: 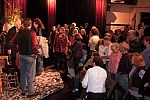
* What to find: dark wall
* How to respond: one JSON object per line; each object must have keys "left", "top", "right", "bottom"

{"left": 0, "top": 0, "right": 4, "bottom": 32}
{"left": 0, "top": 0, "right": 4, "bottom": 17}
{"left": 56, "top": 0, "right": 96, "bottom": 27}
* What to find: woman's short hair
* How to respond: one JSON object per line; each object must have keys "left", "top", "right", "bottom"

{"left": 75, "top": 33, "right": 83, "bottom": 40}
{"left": 91, "top": 28, "right": 99, "bottom": 35}
{"left": 111, "top": 42, "right": 119, "bottom": 51}
{"left": 132, "top": 53, "right": 145, "bottom": 68}
{"left": 59, "top": 27, "right": 65, "bottom": 32}
{"left": 33, "top": 18, "right": 44, "bottom": 29}
{"left": 119, "top": 41, "right": 130, "bottom": 52}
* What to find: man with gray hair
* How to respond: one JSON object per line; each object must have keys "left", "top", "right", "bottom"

{"left": 5, "top": 19, "right": 22, "bottom": 65}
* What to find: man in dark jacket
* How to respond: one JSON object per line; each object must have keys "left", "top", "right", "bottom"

{"left": 5, "top": 19, "right": 21, "bottom": 65}
{"left": 139, "top": 66, "right": 150, "bottom": 100}
{"left": 127, "top": 30, "right": 143, "bottom": 53}
{"left": 10, "top": 18, "right": 39, "bottom": 97}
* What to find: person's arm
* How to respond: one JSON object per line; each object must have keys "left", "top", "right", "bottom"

{"left": 48, "top": 32, "right": 52, "bottom": 44}
{"left": 64, "top": 35, "right": 69, "bottom": 55}
{"left": 101, "top": 56, "right": 109, "bottom": 59}
{"left": 108, "top": 54, "right": 112, "bottom": 73}
{"left": 82, "top": 70, "right": 89, "bottom": 88}
{"left": 142, "top": 67, "right": 150, "bottom": 84}
{"left": 31, "top": 31, "right": 39, "bottom": 55}
{"left": 88, "top": 37, "right": 92, "bottom": 47}
{"left": 9, "top": 31, "right": 18, "bottom": 45}
{"left": 138, "top": 67, "right": 150, "bottom": 95}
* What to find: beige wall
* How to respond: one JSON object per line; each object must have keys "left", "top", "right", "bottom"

{"left": 106, "top": 0, "right": 150, "bottom": 31}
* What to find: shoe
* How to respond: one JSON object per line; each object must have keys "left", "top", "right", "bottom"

{"left": 21, "top": 93, "right": 25, "bottom": 96}
{"left": 67, "top": 74, "right": 73, "bottom": 78}
{"left": 27, "top": 93, "right": 37, "bottom": 98}
{"left": 72, "top": 88, "right": 78, "bottom": 93}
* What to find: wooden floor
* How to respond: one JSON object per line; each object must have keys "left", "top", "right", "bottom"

{"left": 42, "top": 73, "right": 77, "bottom": 100}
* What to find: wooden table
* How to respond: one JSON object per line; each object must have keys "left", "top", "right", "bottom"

{"left": 0, "top": 56, "right": 8, "bottom": 60}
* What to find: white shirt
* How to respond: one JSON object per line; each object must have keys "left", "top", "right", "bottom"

{"left": 88, "top": 35, "right": 100, "bottom": 51}
{"left": 99, "top": 44, "right": 112, "bottom": 64}
{"left": 82, "top": 66, "right": 107, "bottom": 93}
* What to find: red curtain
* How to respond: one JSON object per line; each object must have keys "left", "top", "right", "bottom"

{"left": 14, "top": 0, "right": 26, "bottom": 17}
{"left": 47, "top": 0, "right": 56, "bottom": 32}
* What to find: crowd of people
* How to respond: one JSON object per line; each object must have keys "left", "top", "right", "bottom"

{"left": 0, "top": 18, "right": 150, "bottom": 100}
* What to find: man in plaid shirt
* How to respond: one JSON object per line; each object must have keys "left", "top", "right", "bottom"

{"left": 54, "top": 27, "right": 68, "bottom": 72}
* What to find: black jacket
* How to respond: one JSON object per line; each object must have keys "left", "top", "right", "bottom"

{"left": 138, "top": 66, "right": 150, "bottom": 96}
{"left": 6, "top": 26, "right": 17, "bottom": 48}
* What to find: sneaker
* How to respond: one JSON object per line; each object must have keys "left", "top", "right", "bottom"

{"left": 67, "top": 74, "right": 73, "bottom": 78}
{"left": 72, "top": 88, "right": 78, "bottom": 93}
{"left": 27, "top": 93, "right": 37, "bottom": 98}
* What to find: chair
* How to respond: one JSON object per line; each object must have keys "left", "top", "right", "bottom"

{"left": 1, "top": 65, "right": 20, "bottom": 97}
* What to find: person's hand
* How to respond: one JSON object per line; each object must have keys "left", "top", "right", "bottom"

{"left": 65, "top": 50, "right": 68, "bottom": 55}
{"left": 144, "top": 83, "right": 148, "bottom": 87}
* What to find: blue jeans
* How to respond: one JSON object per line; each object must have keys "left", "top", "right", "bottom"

{"left": 136, "top": 97, "right": 142, "bottom": 100}
{"left": 79, "top": 50, "right": 87, "bottom": 66}
{"left": 117, "top": 74, "right": 128, "bottom": 91}
{"left": 73, "top": 74, "right": 80, "bottom": 88}
{"left": 20, "top": 55, "right": 36, "bottom": 95}
{"left": 36, "top": 54, "right": 43, "bottom": 74}
{"left": 144, "top": 96, "right": 150, "bottom": 100}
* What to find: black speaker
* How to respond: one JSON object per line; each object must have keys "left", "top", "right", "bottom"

{"left": 125, "top": 0, "right": 137, "bottom": 5}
